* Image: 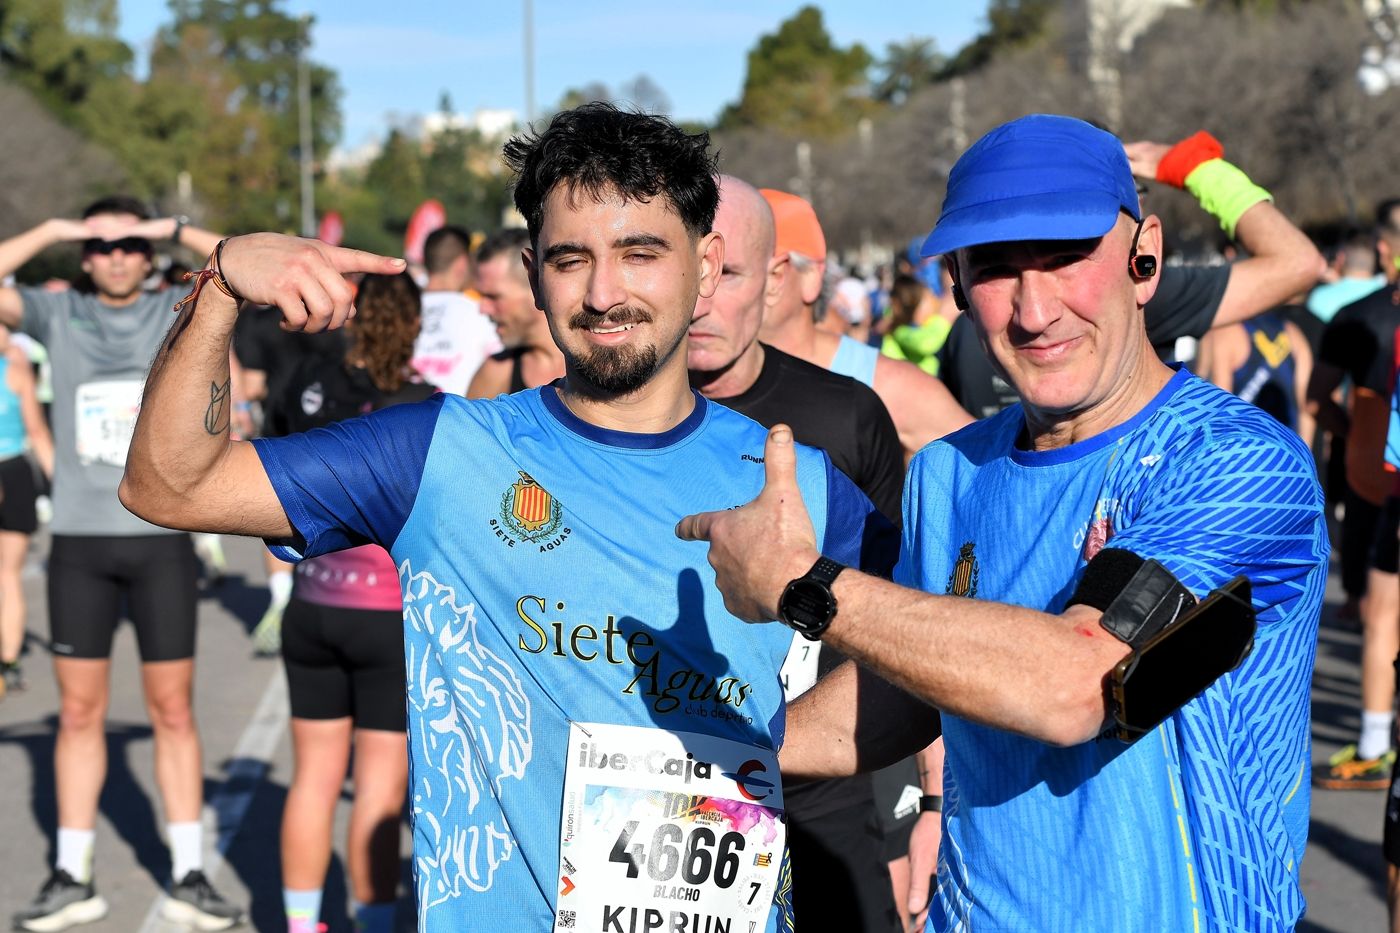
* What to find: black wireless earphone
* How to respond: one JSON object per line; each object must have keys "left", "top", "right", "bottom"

{"left": 951, "top": 282, "right": 969, "bottom": 311}
{"left": 1128, "top": 219, "right": 1157, "bottom": 279}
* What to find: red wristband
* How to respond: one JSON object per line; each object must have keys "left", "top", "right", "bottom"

{"left": 1156, "top": 131, "right": 1224, "bottom": 189}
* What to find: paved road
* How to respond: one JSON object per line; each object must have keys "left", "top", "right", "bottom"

{"left": 0, "top": 532, "right": 1388, "bottom": 931}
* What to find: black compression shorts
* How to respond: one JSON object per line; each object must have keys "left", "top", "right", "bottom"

{"left": 1369, "top": 496, "right": 1400, "bottom": 575}
{"left": 787, "top": 802, "right": 901, "bottom": 933}
{"left": 0, "top": 454, "right": 37, "bottom": 534}
{"left": 282, "top": 597, "right": 406, "bottom": 732}
{"left": 48, "top": 533, "right": 198, "bottom": 662}
{"left": 872, "top": 756, "right": 922, "bottom": 860}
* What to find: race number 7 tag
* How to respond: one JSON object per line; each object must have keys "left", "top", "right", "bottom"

{"left": 75, "top": 380, "right": 143, "bottom": 468}
{"left": 556, "top": 722, "right": 786, "bottom": 933}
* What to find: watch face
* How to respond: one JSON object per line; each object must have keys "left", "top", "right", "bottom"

{"left": 780, "top": 579, "right": 837, "bottom": 632}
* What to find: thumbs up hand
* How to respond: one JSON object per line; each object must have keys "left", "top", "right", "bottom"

{"left": 676, "top": 424, "right": 819, "bottom": 622}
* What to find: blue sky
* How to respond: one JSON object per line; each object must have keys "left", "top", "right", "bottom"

{"left": 114, "top": 2, "right": 990, "bottom": 150}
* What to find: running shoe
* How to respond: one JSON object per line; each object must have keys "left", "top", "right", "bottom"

{"left": 160, "top": 870, "right": 244, "bottom": 930}
{"left": 194, "top": 534, "right": 228, "bottom": 584}
{"left": 1313, "top": 744, "right": 1396, "bottom": 790}
{"left": 251, "top": 602, "right": 283, "bottom": 658}
{"left": 11, "top": 869, "right": 109, "bottom": 931}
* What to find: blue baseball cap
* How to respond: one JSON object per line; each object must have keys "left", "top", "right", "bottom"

{"left": 921, "top": 114, "right": 1140, "bottom": 257}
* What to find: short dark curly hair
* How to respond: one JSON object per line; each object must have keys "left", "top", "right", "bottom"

{"left": 503, "top": 102, "right": 719, "bottom": 244}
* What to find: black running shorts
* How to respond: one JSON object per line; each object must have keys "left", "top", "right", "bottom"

{"left": 872, "top": 756, "right": 922, "bottom": 860}
{"left": 787, "top": 801, "right": 902, "bottom": 933}
{"left": 282, "top": 597, "right": 406, "bottom": 732}
{"left": 48, "top": 533, "right": 199, "bottom": 662}
{"left": 0, "top": 454, "right": 37, "bottom": 534}
{"left": 1369, "top": 496, "right": 1400, "bottom": 575}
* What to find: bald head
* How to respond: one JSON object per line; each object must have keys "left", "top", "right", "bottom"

{"left": 687, "top": 175, "right": 777, "bottom": 387}
{"left": 716, "top": 175, "right": 775, "bottom": 273}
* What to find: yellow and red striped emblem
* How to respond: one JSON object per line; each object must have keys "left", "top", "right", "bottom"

{"left": 511, "top": 471, "right": 554, "bottom": 531}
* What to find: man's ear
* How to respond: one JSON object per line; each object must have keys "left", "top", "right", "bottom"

{"left": 697, "top": 231, "right": 724, "bottom": 300}
{"left": 522, "top": 247, "right": 544, "bottom": 311}
{"left": 799, "top": 261, "right": 825, "bottom": 306}
{"left": 764, "top": 255, "right": 789, "bottom": 311}
{"left": 1131, "top": 215, "right": 1164, "bottom": 307}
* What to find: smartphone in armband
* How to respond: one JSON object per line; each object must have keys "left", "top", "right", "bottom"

{"left": 1107, "top": 576, "right": 1255, "bottom": 742}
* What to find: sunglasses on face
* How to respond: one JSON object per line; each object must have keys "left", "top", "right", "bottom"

{"left": 83, "top": 237, "right": 153, "bottom": 257}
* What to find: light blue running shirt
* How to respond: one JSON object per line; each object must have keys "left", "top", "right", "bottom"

{"left": 253, "top": 387, "right": 895, "bottom": 932}
{"left": 829, "top": 334, "right": 879, "bottom": 387}
{"left": 899, "top": 368, "right": 1327, "bottom": 932}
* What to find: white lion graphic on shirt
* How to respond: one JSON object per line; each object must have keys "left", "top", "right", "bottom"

{"left": 400, "top": 562, "right": 533, "bottom": 916}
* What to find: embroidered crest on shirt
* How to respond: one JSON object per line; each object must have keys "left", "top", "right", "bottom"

{"left": 490, "top": 470, "right": 572, "bottom": 552}
{"left": 946, "top": 542, "right": 980, "bottom": 597}
{"left": 1084, "top": 515, "right": 1114, "bottom": 561}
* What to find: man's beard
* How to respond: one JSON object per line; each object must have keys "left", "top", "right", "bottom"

{"left": 574, "top": 343, "right": 660, "bottom": 394}
{"left": 568, "top": 306, "right": 672, "bottom": 395}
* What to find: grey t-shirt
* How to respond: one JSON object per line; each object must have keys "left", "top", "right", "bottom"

{"left": 19, "top": 287, "right": 182, "bottom": 536}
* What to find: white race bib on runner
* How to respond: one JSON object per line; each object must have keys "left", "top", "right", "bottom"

{"left": 556, "top": 722, "right": 785, "bottom": 933}
{"left": 75, "top": 380, "right": 143, "bottom": 467}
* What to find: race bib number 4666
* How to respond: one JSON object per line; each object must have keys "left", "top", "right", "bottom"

{"left": 556, "top": 722, "right": 785, "bottom": 933}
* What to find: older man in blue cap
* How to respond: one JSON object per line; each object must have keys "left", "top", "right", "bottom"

{"left": 678, "top": 115, "right": 1329, "bottom": 930}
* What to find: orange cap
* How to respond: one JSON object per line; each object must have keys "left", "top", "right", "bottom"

{"left": 760, "top": 188, "right": 826, "bottom": 262}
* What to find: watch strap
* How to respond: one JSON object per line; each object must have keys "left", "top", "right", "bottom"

{"left": 919, "top": 794, "right": 942, "bottom": 814}
{"left": 807, "top": 556, "right": 845, "bottom": 587}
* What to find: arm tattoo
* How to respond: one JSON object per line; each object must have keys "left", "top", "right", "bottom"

{"left": 204, "top": 378, "right": 231, "bottom": 435}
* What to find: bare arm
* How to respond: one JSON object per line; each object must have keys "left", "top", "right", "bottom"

{"left": 1305, "top": 360, "right": 1348, "bottom": 438}
{"left": 872, "top": 356, "right": 974, "bottom": 459}
{"left": 682, "top": 426, "right": 1128, "bottom": 753}
{"left": 467, "top": 356, "right": 512, "bottom": 399}
{"left": 6, "top": 346, "right": 52, "bottom": 478}
{"left": 119, "top": 233, "right": 406, "bottom": 535}
{"left": 1213, "top": 202, "right": 1325, "bottom": 328}
{"left": 1288, "top": 322, "right": 1316, "bottom": 449}
{"left": 1197, "top": 326, "right": 1243, "bottom": 392}
{"left": 126, "top": 217, "right": 223, "bottom": 260}
{"left": 780, "top": 658, "right": 941, "bottom": 779}
{"left": 1125, "top": 139, "right": 1324, "bottom": 329}
{"left": 0, "top": 218, "right": 94, "bottom": 328}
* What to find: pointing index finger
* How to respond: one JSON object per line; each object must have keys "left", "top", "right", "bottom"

{"left": 328, "top": 245, "right": 408, "bottom": 276}
{"left": 675, "top": 509, "right": 716, "bottom": 543}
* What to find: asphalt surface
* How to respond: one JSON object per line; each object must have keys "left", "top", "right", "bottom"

{"left": 0, "top": 530, "right": 1388, "bottom": 932}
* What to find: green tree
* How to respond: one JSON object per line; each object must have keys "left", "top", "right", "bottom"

{"left": 554, "top": 81, "right": 613, "bottom": 113}
{"left": 0, "top": 0, "right": 134, "bottom": 115}
{"left": 875, "top": 37, "right": 943, "bottom": 105}
{"left": 717, "top": 6, "right": 874, "bottom": 136}
{"left": 940, "top": 0, "right": 1056, "bottom": 78}
{"left": 137, "top": 0, "right": 343, "bottom": 231}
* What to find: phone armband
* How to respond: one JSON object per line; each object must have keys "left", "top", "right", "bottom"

{"left": 1070, "top": 550, "right": 1257, "bottom": 742}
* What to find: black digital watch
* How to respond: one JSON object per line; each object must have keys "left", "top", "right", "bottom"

{"left": 778, "top": 556, "right": 846, "bottom": 641}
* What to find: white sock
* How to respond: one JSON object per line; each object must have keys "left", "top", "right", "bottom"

{"left": 56, "top": 827, "right": 95, "bottom": 883}
{"left": 267, "top": 570, "right": 293, "bottom": 607}
{"left": 168, "top": 821, "right": 203, "bottom": 881}
{"left": 1359, "top": 710, "right": 1395, "bottom": 760}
